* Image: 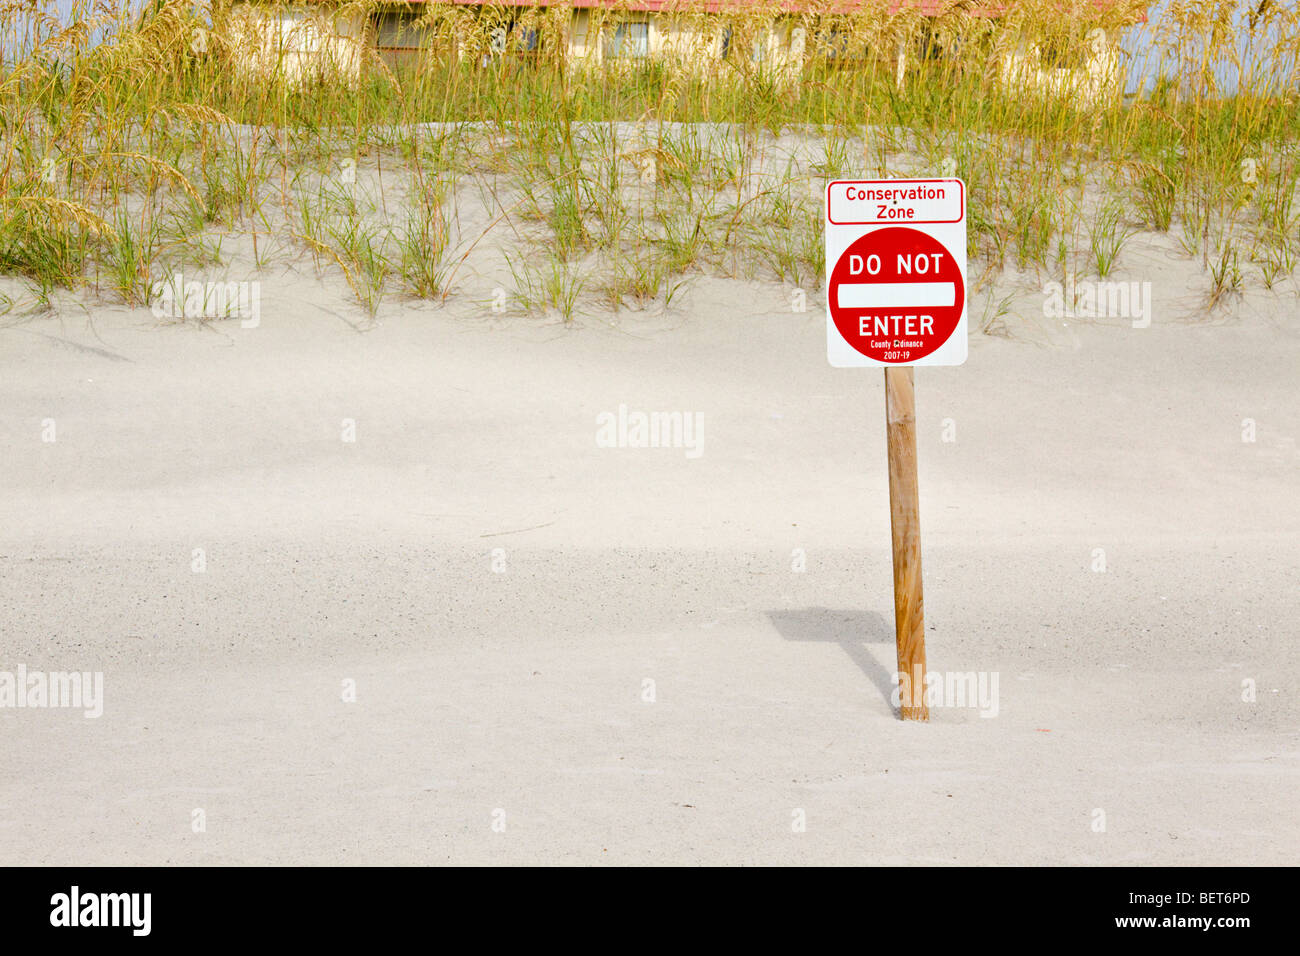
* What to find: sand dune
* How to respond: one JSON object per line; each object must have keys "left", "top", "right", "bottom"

{"left": 1, "top": 267, "right": 1296, "bottom": 864}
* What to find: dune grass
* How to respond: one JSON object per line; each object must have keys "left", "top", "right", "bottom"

{"left": 1, "top": 0, "right": 1297, "bottom": 320}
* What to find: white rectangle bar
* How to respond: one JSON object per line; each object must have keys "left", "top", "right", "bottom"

{"left": 836, "top": 282, "right": 955, "bottom": 310}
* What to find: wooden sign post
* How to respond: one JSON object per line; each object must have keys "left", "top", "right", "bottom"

{"left": 885, "top": 367, "right": 927, "bottom": 720}
{"left": 825, "top": 179, "right": 967, "bottom": 722}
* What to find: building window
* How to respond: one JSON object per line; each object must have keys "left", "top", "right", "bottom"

{"left": 823, "top": 29, "right": 848, "bottom": 60}
{"left": 721, "top": 25, "right": 766, "bottom": 63}
{"left": 606, "top": 21, "right": 649, "bottom": 60}
{"left": 516, "top": 28, "right": 539, "bottom": 54}
{"left": 819, "top": 28, "right": 868, "bottom": 64}
{"left": 373, "top": 11, "right": 425, "bottom": 53}
{"left": 486, "top": 22, "right": 541, "bottom": 59}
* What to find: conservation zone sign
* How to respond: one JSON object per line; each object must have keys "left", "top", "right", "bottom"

{"left": 825, "top": 179, "right": 967, "bottom": 367}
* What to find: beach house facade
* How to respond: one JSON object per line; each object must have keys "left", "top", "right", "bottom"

{"left": 226, "top": 1, "right": 809, "bottom": 80}
{"left": 225, "top": 0, "right": 1144, "bottom": 102}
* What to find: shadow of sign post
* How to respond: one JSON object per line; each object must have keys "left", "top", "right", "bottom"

{"left": 767, "top": 608, "right": 900, "bottom": 715}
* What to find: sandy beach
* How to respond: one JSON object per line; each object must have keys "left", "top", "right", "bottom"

{"left": 1, "top": 258, "right": 1296, "bottom": 864}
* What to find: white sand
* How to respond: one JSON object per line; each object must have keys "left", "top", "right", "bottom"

{"left": 1, "top": 246, "right": 1297, "bottom": 864}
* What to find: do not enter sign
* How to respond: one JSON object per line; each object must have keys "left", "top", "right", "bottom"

{"left": 829, "top": 227, "right": 964, "bottom": 364}
{"left": 825, "top": 179, "right": 967, "bottom": 367}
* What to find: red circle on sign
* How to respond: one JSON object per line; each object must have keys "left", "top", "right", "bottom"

{"left": 829, "top": 227, "right": 964, "bottom": 363}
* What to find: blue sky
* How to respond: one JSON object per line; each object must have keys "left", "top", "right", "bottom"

{"left": 1120, "top": 0, "right": 1297, "bottom": 95}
